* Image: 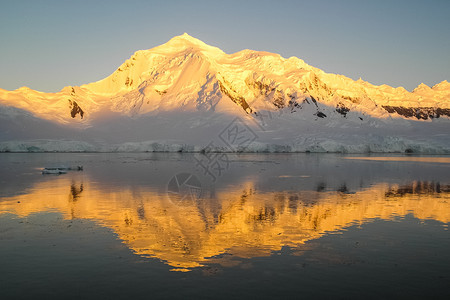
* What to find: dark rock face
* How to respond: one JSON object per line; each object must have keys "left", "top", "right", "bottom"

{"left": 298, "top": 73, "right": 334, "bottom": 100}
{"left": 218, "top": 79, "right": 252, "bottom": 113}
{"left": 336, "top": 102, "right": 350, "bottom": 117}
{"left": 341, "top": 95, "right": 361, "bottom": 104}
{"left": 125, "top": 77, "right": 133, "bottom": 87}
{"left": 245, "top": 77, "right": 276, "bottom": 96}
{"left": 244, "top": 77, "right": 289, "bottom": 109}
{"left": 315, "top": 111, "right": 327, "bottom": 118}
{"left": 382, "top": 106, "right": 450, "bottom": 120}
{"left": 68, "top": 100, "right": 84, "bottom": 119}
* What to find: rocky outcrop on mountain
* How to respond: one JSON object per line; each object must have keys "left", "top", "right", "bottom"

{"left": 382, "top": 106, "right": 450, "bottom": 120}
{"left": 68, "top": 100, "right": 84, "bottom": 119}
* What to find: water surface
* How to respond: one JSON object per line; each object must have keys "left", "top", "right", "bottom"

{"left": 1, "top": 153, "right": 449, "bottom": 299}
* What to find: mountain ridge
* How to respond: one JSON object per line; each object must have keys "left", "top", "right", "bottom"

{"left": 1, "top": 33, "right": 449, "bottom": 121}
{"left": 0, "top": 33, "right": 449, "bottom": 153}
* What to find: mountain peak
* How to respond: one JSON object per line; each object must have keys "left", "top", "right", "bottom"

{"left": 169, "top": 33, "right": 204, "bottom": 45}
{"left": 158, "top": 33, "right": 225, "bottom": 58}
{"left": 432, "top": 80, "right": 450, "bottom": 90}
{"left": 165, "top": 33, "right": 211, "bottom": 48}
{"left": 412, "top": 82, "right": 431, "bottom": 93}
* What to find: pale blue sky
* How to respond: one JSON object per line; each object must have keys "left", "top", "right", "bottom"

{"left": 1, "top": 0, "right": 449, "bottom": 92}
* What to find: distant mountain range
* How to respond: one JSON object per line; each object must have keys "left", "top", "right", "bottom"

{"left": 0, "top": 33, "right": 449, "bottom": 153}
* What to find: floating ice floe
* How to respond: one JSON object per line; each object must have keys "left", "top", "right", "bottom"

{"left": 41, "top": 165, "right": 83, "bottom": 175}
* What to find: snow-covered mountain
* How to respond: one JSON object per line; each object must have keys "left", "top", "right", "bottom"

{"left": 0, "top": 33, "right": 449, "bottom": 153}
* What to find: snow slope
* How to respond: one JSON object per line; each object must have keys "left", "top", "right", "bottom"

{"left": 0, "top": 33, "right": 449, "bottom": 153}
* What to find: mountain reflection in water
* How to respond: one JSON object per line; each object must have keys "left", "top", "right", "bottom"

{"left": 1, "top": 159, "right": 448, "bottom": 271}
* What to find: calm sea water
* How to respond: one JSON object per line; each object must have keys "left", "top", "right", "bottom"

{"left": 1, "top": 153, "right": 449, "bottom": 299}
